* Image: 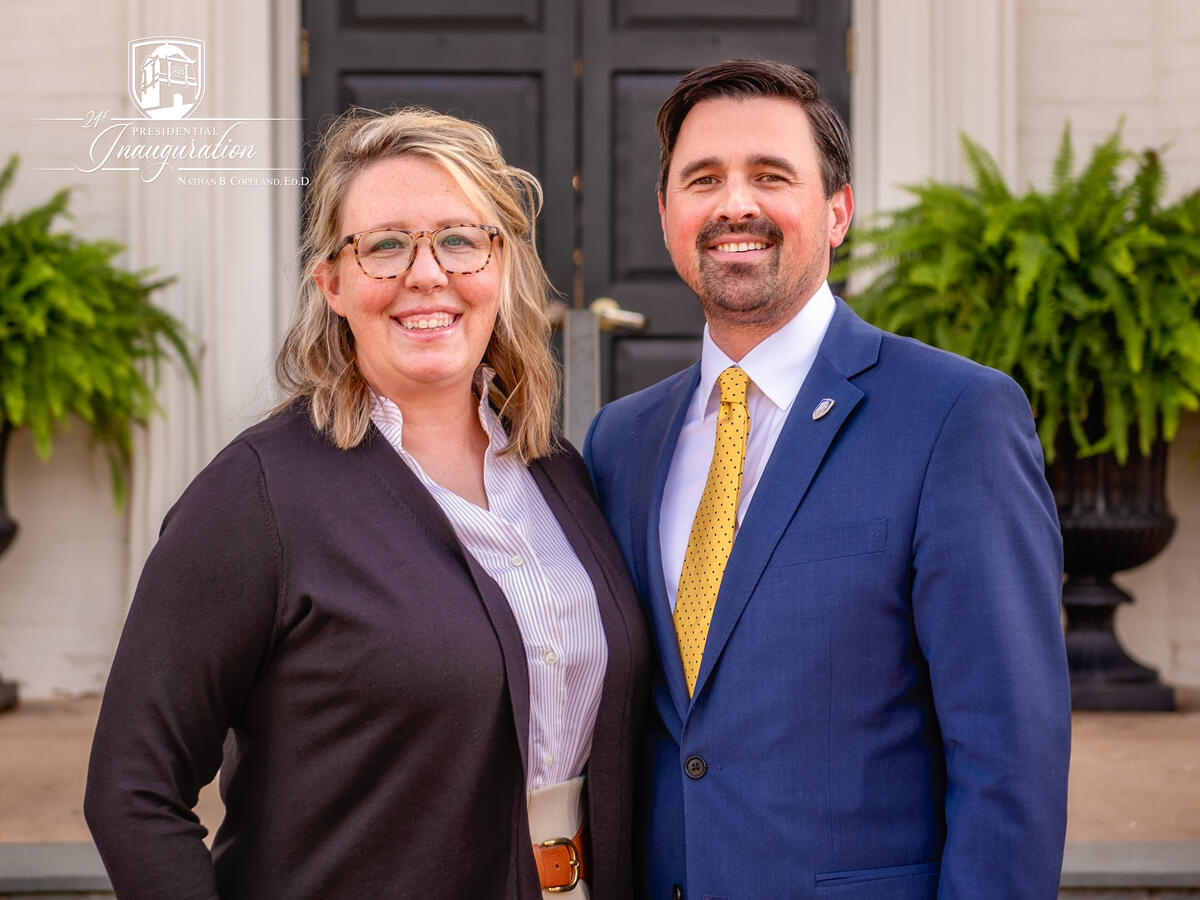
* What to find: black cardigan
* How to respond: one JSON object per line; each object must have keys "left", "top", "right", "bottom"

{"left": 85, "top": 402, "right": 650, "bottom": 899}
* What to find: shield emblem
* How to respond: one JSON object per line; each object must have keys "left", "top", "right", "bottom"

{"left": 128, "top": 37, "right": 205, "bottom": 120}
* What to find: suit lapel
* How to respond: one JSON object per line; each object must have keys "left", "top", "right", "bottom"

{"left": 689, "top": 301, "right": 882, "bottom": 701}
{"left": 636, "top": 366, "right": 701, "bottom": 720}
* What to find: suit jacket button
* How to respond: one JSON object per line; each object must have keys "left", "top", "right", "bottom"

{"left": 672, "top": 886, "right": 683, "bottom": 900}
{"left": 684, "top": 755, "right": 707, "bottom": 779}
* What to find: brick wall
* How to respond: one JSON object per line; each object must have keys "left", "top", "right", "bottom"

{"left": 1018, "top": 0, "right": 1200, "bottom": 199}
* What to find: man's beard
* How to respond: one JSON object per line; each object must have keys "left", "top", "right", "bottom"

{"left": 692, "top": 218, "right": 808, "bottom": 329}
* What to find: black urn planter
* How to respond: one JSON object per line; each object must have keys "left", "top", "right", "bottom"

{"left": 1046, "top": 438, "right": 1176, "bottom": 711}
{"left": 0, "top": 421, "right": 18, "bottom": 711}
{"left": 0, "top": 421, "right": 15, "bottom": 556}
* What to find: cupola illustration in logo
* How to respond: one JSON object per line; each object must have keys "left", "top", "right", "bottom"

{"left": 129, "top": 37, "right": 205, "bottom": 120}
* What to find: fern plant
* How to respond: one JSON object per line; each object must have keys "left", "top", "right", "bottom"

{"left": 834, "top": 125, "right": 1200, "bottom": 463}
{"left": 0, "top": 155, "right": 196, "bottom": 504}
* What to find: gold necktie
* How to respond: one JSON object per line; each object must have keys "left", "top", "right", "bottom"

{"left": 674, "top": 366, "right": 750, "bottom": 697}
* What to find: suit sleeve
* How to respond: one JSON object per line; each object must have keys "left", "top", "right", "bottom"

{"left": 84, "top": 441, "right": 282, "bottom": 900}
{"left": 910, "top": 371, "right": 1071, "bottom": 899}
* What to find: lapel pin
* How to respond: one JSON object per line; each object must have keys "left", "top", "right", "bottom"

{"left": 812, "top": 398, "right": 835, "bottom": 420}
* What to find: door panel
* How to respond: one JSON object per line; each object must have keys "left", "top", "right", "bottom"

{"left": 610, "top": 337, "right": 704, "bottom": 400}
{"left": 611, "top": 74, "right": 674, "bottom": 285}
{"left": 616, "top": 0, "right": 818, "bottom": 25}
{"left": 339, "top": 75, "right": 544, "bottom": 175}
{"left": 349, "top": 0, "right": 541, "bottom": 25}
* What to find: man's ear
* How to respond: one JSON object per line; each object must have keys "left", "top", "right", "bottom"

{"left": 658, "top": 192, "right": 667, "bottom": 245}
{"left": 313, "top": 258, "right": 346, "bottom": 317}
{"left": 828, "top": 183, "right": 854, "bottom": 248}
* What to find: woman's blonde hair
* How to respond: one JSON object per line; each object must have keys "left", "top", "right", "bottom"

{"left": 276, "top": 106, "right": 560, "bottom": 461}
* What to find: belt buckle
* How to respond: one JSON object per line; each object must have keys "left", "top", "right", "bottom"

{"left": 538, "top": 836, "right": 581, "bottom": 892}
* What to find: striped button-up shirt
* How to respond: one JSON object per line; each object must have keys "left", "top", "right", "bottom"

{"left": 369, "top": 377, "right": 608, "bottom": 791}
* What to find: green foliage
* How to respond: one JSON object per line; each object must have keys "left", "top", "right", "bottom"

{"left": 834, "top": 124, "right": 1200, "bottom": 463}
{"left": 0, "top": 155, "right": 196, "bottom": 504}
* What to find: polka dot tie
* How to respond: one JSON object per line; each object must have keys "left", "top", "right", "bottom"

{"left": 674, "top": 366, "right": 750, "bottom": 697}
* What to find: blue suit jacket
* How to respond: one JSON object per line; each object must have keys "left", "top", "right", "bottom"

{"left": 583, "top": 300, "right": 1070, "bottom": 900}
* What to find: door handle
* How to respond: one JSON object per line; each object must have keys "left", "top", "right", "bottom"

{"left": 589, "top": 297, "right": 647, "bottom": 332}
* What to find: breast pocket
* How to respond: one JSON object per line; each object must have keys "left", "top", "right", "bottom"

{"left": 772, "top": 518, "right": 888, "bottom": 567}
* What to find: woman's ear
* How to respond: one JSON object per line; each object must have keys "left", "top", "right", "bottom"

{"left": 313, "top": 258, "right": 346, "bottom": 317}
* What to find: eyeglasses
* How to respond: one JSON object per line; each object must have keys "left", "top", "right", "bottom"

{"left": 329, "top": 224, "right": 500, "bottom": 279}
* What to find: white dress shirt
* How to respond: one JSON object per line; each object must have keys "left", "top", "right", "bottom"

{"left": 370, "top": 372, "right": 607, "bottom": 791}
{"left": 660, "top": 282, "right": 837, "bottom": 610}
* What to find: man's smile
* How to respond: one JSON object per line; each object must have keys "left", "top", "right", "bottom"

{"left": 709, "top": 240, "right": 771, "bottom": 253}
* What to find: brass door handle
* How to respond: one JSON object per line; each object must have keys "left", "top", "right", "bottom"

{"left": 589, "top": 297, "right": 647, "bottom": 332}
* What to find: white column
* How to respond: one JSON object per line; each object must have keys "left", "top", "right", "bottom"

{"left": 931, "top": 0, "right": 1018, "bottom": 186}
{"left": 852, "top": 0, "right": 1018, "bottom": 220}
{"left": 123, "top": 0, "right": 301, "bottom": 599}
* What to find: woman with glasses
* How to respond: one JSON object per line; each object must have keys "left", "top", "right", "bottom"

{"left": 85, "top": 107, "right": 650, "bottom": 899}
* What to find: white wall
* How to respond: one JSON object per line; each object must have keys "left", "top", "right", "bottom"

{"left": 0, "top": 0, "right": 300, "bottom": 698}
{"left": 1017, "top": 0, "right": 1200, "bottom": 200}
{"left": 0, "top": 0, "right": 132, "bottom": 696}
{"left": 1016, "top": 0, "right": 1200, "bottom": 688}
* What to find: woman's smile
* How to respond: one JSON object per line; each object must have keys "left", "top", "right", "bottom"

{"left": 393, "top": 309, "right": 461, "bottom": 333}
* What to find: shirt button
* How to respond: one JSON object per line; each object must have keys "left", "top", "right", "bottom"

{"left": 545, "top": 752, "right": 554, "bottom": 766}
{"left": 511, "top": 554, "right": 524, "bottom": 567}
{"left": 684, "top": 756, "right": 707, "bottom": 779}
{"left": 544, "top": 650, "right": 558, "bottom": 665}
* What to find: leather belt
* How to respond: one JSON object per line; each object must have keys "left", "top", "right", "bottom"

{"left": 532, "top": 820, "right": 589, "bottom": 892}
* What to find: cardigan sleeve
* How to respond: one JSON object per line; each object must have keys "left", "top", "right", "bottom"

{"left": 84, "top": 440, "right": 283, "bottom": 900}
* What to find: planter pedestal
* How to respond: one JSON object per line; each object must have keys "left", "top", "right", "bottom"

{"left": 1062, "top": 576, "right": 1174, "bottom": 710}
{"left": 0, "top": 421, "right": 15, "bottom": 556}
{"left": 0, "top": 421, "right": 18, "bottom": 712}
{"left": 1047, "top": 439, "right": 1176, "bottom": 711}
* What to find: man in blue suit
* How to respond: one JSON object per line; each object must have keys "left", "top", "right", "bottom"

{"left": 583, "top": 59, "right": 1071, "bottom": 899}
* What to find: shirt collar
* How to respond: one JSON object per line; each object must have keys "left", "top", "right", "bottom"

{"left": 695, "top": 281, "right": 836, "bottom": 417}
{"left": 368, "top": 365, "right": 508, "bottom": 453}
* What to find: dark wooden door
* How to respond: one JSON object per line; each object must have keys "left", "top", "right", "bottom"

{"left": 302, "top": 0, "right": 850, "bottom": 403}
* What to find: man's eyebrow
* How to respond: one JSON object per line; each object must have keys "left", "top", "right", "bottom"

{"left": 750, "top": 154, "right": 798, "bottom": 175}
{"left": 674, "top": 156, "right": 721, "bottom": 184}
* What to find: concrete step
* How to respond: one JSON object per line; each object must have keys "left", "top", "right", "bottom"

{"left": 1060, "top": 841, "right": 1200, "bottom": 898}
{"left": 1, "top": 840, "right": 1197, "bottom": 897}
{"left": 0, "top": 843, "right": 110, "bottom": 899}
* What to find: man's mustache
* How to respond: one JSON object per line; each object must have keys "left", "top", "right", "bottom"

{"left": 695, "top": 218, "right": 784, "bottom": 250}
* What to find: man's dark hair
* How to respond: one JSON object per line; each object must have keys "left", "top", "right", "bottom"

{"left": 655, "top": 58, "right": 852, "bottom": 199}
